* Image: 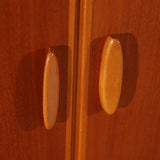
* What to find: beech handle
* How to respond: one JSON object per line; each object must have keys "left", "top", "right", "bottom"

{"left": 43, "top": 48, "right": 59, "bottom": 130}
{"left": 99, "top": 36, "right": 123, "bottom": 114}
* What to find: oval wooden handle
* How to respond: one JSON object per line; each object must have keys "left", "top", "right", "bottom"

{"left": 43, "top": 48, "right": 59, "bottom": 130}
{"left": 99, "top": 36, "right": 123, "bottom": 114}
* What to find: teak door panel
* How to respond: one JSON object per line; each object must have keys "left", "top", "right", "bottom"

{"left": 76, "top": 0, "right": 160, "bottom": 160}
{"left": 1, "top": 0, "right": 160, "bottom": 160}
{"left": 0, "top": 0, "right": 78, "bottom": 159}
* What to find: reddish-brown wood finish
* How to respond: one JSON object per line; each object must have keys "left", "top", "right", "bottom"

{"left": 0, "top": 0, "right": 78, "bottom": 159}
{"left": 76, "top": 0, "right": 160, "bottom": 160}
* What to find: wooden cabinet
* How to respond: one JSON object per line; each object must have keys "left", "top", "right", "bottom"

{"left": 0, "top": 0, "right": 160, "bottom": 160}
{"left": 75, "top": 0, "right": 160, "bottom": 160}
{"left": 0, "top": 0, "right": 77, "bottom": 159}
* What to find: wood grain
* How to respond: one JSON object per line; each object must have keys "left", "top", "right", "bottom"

{"left": 0, "top": 0, "right": 77, "bottom": 159}
{"left": 65, "top": 0, "right": 79, "bottom": 159}
{"left": 76, "top": 0, "right": 160, "bottom": 160}
{"left": 75, "top": 0, "right": 93, "bottom": 159}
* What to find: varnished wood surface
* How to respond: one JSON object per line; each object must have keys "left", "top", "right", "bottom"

{"left": 99, "top": 36, "right": 123, "bottom": 115}
{"left": 0, "top": 0, "right": 77, "bottom": 159}
{"left": 75, "top": 0, "right": 93, "bottom": 159}
{"left": 43, "top": 49, "right": 59, "bottom": 130}
{"left": 76, "top": 0, "right": 160, "bottom": 160}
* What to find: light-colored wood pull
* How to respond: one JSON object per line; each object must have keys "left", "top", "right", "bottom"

{"left": 99, "top": 36, "right": 123, "bottom": 114}
{"left": 43, "top": 48, "right": 59, "bottom": 130}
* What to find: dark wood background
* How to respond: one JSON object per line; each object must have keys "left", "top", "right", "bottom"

{"left": 0, "top": 0, "right": 70, "bottom": 159}
{"left": 76, "top": 0, "right": 160, "bottom": 160}
{"left": 87, "top": 0, "right": 160, "bottom": 159}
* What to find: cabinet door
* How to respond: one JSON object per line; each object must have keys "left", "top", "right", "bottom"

{"left": 76, "top": 0, "right": 160, "bottom": 160}
{"left": 0, "top": 0, "right": 77, "bottom": 159}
